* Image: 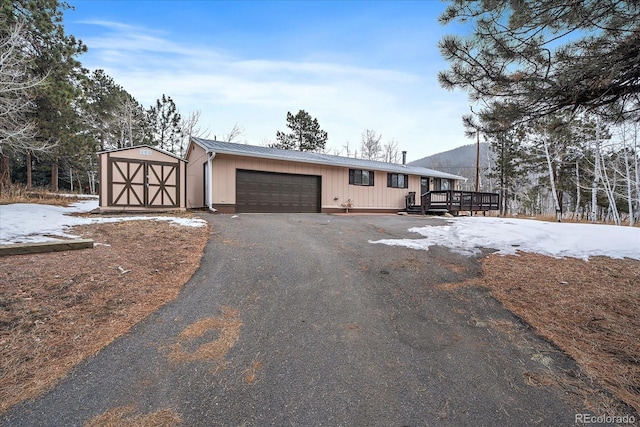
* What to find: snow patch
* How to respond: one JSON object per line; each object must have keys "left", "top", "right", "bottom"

{"left": 0, "top": 200, "right": 207, "bottom": 244}
{"left": 370, "top": 217, "right": 640, "bottom": 260}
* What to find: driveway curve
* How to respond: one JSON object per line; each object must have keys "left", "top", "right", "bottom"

{"left": 3, "top": 214, "right": 587, "bottom": 426}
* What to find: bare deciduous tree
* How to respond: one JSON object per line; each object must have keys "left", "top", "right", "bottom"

{"left": 222, "top": 122, "right": 243, "bottom": 143}
{"left": 0, "top": 22, "right": 52, "bottom": 188}
{"left": 383, "top": 139, "right": 400, "bottom": 163}
{"left": 360, "top": 129, "right": 382, "bottom": 160}
{"left": 180, "top": 110, "right": 211, "bottom": 156}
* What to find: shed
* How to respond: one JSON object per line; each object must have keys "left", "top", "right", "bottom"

{"left": 98, "top": 145, "right": 187, "bottom": 212}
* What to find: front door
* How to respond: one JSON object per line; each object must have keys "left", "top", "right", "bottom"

{"left": 421, "top": 177, "right": 429, "bottom": 196}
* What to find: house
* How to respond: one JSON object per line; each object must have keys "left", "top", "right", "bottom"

{"left": 97, "top": 145, "right": 187, "bottom": 212}
{"left": 185, "top": 137, "right": 466, "bottom": 214}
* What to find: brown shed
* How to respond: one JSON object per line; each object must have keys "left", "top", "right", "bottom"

{"left": 98, "top": 145, "right": 187, "bottom": 212}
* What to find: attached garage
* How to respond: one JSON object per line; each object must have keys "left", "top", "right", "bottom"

{"left": 236, "top": 170, "right": 321, "bottom": 213}
{"left": 98, "top": 145, "right": 187, "bottom": 212}
{"left": 185, "top": 137, "right": 467, "bottom": 214}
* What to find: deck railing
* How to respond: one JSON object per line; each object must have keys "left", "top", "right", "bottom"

{"left": 420, "top": 190, "right": 500, "bottom": 214}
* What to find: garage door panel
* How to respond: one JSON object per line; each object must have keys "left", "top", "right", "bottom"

{"left": 236, "top": 170, "right": 320, "bottom": 213}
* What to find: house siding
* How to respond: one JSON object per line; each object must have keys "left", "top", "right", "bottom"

{"left": 185, "top": 138, "right": 464, "bottom": 213}
{"left": 209, "top": 153, "right": 423, "bottom": 212}
{"left": 186, "top": 143, "right": 207, "bottom": 208}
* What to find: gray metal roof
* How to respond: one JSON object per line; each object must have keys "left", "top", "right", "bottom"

{"left": 191, "top": 137, "right": 466, "bottom": 180}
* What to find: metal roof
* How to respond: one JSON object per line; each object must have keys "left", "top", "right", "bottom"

{"left": 191, "top": 138, "right": 466, "bottom": 181}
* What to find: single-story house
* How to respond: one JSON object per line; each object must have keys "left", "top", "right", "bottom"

{"left": 97, "top": 145, "right": 187, "bottom": 212}
{"left": 185, "top": 137, "right": 465, "bottom": 214}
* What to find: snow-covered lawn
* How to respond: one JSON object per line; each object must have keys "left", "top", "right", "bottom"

{"left": 0, "top": 199, "right": 207, "bottom": 244}
{"left": 371, "top": 216, "right": 640, "bottom": 260}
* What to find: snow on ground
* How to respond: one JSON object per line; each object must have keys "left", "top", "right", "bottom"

{"left": 370, "top": 216, "right": 640, "bottom": 260}
{"left": 0, "top": 199, "right": 207, "bottom": 244}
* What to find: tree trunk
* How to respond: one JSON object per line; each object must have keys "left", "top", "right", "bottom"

{"left": 574, "top": 159, "right": 581, "bottom": 220}
{"left": 542, "top": 135, "right": 562, "bottom": 221}
{"left": 76, "top": 174, "right": 83, "bottom": 194}
{"left": 634, "top": 126, "right": 640, "bottom": 224}
{"left": 623, "top": 141, "right": 634, "bottom": 226}
{"left": 0, "top": 154, "right": 10, "bottom": 190}
{"left": 500, "top": 141, "right": 506, "bottom": 216}
{"left": 87, "top": 170, "right": 96, "bottom": 194}
{"left": 26, "top": 151, "right": 32, "bottom": 189}
{"left": 600, "top": 154, "right": 621, "bottom": 225}
{"left": 51, "top": 162, "right": 59, "bottom": 192}
{"left": 591, "top": 127, "right": 601, "bottom": 222}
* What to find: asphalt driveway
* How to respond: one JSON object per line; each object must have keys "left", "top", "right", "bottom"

{"left": 3, "top": 214, "right": 588, "bottom": 426}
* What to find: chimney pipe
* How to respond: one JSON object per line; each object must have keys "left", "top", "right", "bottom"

{"left": 402, "top": 151, "right": 407, "bottom": 165}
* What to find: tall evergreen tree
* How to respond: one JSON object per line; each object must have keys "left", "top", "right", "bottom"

{"left": 148, "top": 94, "right": 182, "bottom": 154}
{"left": 80, "top": 69, "right": 148, "bottom": 151}
{"left": 272, "top": 110, "right": 328, "bottom": 152}
{"left": 3, "top": 0, "right": 87, "bottom": 190}
{"left": 470, "top": 107, "right": 528, "bottom": 216}
{"left": 439, "top": 1, "right": 640, "bottom": 124}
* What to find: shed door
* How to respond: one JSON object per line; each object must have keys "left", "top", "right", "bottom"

{"left": 108, "top": 158, "right": 180, "bottom": 208}
{"left": 236, "top": 170, "right": 321, "bottom": 213}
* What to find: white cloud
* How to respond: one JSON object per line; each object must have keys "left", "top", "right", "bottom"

{"left": 78, "top": 20, "right": 470, "bottom": 157}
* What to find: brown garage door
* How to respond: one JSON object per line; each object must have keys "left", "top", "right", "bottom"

{"left": 236, "top": 170, "right": 321, "bottom": 213}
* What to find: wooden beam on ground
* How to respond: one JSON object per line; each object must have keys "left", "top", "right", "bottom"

{"left": 0, "top": 239, "right": 94, "bottom": 257}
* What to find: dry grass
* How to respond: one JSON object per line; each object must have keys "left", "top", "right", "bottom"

{"left": 84, "top": 405, "right": 182, "bottom": 427}
{"left": 168, "top": 307, "right": 242, "bottom": 363}
{"left": 0, "top": 185, "right": 86, "bottom": 207}
{"left": 243, "top": 358, "right": 264, "bottom": 384}
{"left": 0, "top": 218, "right": 210, "bottom": 414}
{"left": 464, "top": 253, "right": 640, "bottom": 414}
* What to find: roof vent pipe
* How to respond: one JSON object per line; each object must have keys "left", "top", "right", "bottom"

{"left": 402, "top": 151, "right": 407, "bottom": 165}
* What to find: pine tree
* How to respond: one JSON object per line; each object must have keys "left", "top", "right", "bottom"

{"left": 3, "top": 0, "right": 88, "bottom": 190}
{"left": 272, "top": 110, "right": 328, "bottom": 152}
{"left": 80, "top": 69, "right": 148, "bottom": 151}
{"left": 148, "top": 94, "right": 183, "bottom": 154}
{"left": 439, "top": 1, "right": 640, "bottom": 123}
{"left": 1, "top": 0, "right": 86, "bottom": 189}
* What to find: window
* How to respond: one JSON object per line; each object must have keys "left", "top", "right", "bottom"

{"left": 387, "top": 173, "right": 409, "bottom": 189}
{"left": 349, "top": 169, "right": 375, "bottom": 186}
{"left": 434, "top": 178, "right": 452, "bottom": 191}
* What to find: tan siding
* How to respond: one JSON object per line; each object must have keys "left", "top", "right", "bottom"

{"left": 208, "top": 155, "right": 437, "bottom": 210}
{"left": 108, "top": 147, "right": 177, "bottom": 162}
{"left": 186, "top": 143, "right": 206, "bottom": 208}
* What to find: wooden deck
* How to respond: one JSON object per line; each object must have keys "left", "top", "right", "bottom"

{"left": 405, "top": 190, "right": 500, "bottom": 215}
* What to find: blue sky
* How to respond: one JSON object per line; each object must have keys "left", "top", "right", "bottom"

{"left": 65, "top": 0, "right": 473, "bottom": 160}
